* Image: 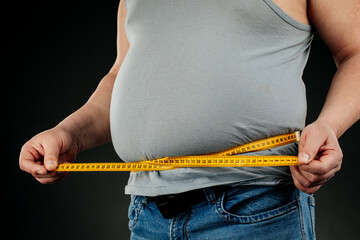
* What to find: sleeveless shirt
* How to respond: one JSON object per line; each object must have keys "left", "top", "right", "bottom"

{"left": 110, "top": 0, "right": 314, "bottom": 196}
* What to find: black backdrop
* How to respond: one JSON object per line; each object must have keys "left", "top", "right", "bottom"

{"left": 5, "top": 0, "right": 360, "bottom": 239}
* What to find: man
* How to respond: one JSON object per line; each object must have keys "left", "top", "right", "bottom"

{"left": 19, "top": 0, "right": 359, "bottom": 239}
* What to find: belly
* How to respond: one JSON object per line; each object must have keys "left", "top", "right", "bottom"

{"left": 109, "top": 46, "right": 307, "bottom": 162}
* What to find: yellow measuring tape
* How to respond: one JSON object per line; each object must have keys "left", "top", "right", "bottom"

{"left": 56, "top": 131, "right": 300, "bottom": 172}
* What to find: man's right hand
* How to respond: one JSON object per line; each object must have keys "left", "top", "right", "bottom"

{"left": 19, "top": 127, "right": 78, "bottom": 184}
{"left": 19, "top": 0, "right": 129, "bottom": 184}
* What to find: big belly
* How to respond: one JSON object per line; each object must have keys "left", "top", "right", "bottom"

{"left": 110, "top": 50, "right": 307, "bottom": 162}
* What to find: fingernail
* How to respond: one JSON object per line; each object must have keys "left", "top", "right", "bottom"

{"left": 37, "top": 170, "right": 46, "bottom": 175}
{"left": 45, "top": 161, "right": 56, "bottom": 169}
{"left": 299, "top": 153, "right": 310, "bottom": 164}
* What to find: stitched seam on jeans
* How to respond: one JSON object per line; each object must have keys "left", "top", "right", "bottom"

{"left": 308, "top": 196, "right": 316, "bottom": 238}
{"left": 296, "top": 192, "right": 306, "bottom": 240}
{"left": 309, "top": 195, "right": 315, "bottom": 207}
{"left": 184, "top": 208, "right": 191, "bottom": 240}
{"left": 129, "top": 197, "right": 144, "bottom": 230}
{"left": 210, "top": 188, "right": 217, "bottom": 203}
{"left": 217, "top": 203, "right": 298, "bottom": 224}
{"left": 204, "top": 188, "right": 212, "bottom": 203}
{"left": 216, "top": 192, "right": 298, "bottom": 224}
{"left": 170, "top": 216, "right": 177, "bottom": 240}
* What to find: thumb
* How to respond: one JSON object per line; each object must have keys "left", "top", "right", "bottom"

{"left": 43, "top": 139, "right": 60, "bottom": 171}
{"left": 298, "top": 130, "right": 326, "bottom": 165}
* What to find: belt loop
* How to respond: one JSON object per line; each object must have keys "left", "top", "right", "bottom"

{"left": 204, "top": 187, "right": 217, "bottom": 204}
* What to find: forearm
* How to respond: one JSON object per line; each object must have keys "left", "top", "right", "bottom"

{"left": 316, "top": 53, "right": 360, "bottom": 138}
{"left": 57, "top": 71, "right": 117, "bottom": 152}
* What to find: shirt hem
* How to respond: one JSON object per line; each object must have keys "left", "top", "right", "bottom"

{"left": 124, "top": 177, "right": 294, "bottom": 197}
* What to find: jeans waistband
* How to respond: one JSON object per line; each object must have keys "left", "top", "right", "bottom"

{"left": 147, "top": 185, "right": 229, "bottom": 219}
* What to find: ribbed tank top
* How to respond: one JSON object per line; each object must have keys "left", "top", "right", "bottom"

{"left": 110, "top": 0, "right": 314, "bottom": 196}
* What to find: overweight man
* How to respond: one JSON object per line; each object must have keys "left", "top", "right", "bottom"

{"left": 20, "top": 0, "right": 360, "bottom": 239}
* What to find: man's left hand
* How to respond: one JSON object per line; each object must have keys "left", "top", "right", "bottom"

{"left": 291, "top": 120, "right": 343, "bottom": 194}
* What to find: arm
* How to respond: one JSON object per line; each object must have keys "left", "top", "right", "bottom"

{"left": 19, "top": 0, "right": 129, "bottom": 184}
{"left": 59, "top": 0, "right": 129, "bottom": 152}
{"left": 309, "top": 0, "right": 360, "bottom": 138}
{"left": 291, "top": 0, "right": 360, "bottom": 194}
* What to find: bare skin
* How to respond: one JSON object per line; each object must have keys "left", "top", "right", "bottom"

{"left": 19, "top": 0, "right": 360, "bottom": 195}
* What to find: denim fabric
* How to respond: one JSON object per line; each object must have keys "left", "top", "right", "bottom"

{"left": 128, "top": 185, "right": 316, "bottom": 240}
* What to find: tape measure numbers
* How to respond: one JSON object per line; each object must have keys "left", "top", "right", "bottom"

{"left": 56, "top": 131, "right": 300, "bottom": 172}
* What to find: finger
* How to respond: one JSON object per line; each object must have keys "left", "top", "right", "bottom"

{"left": 49, "top": 172, "right": 69, "bottom": 184}
{"left": 33, "top": 171, "right": 60, "bottom": 178}
{"left": 35, "top": 172, "right": 68, "bottom": 184}
{"left": 292, "top": 175, "right": 322, "bottom": 195}
{"left": 290, "top": 163, "right": 335, "bottom": 188}
{"left": 291, "top": 165, "right": 331, "bottom": 191}
{"left": 21, "top": 159, "right": 48, "bottom": 175}
{"left": 299, "top": 168, "right": 335, "bottom": 186}
{"left": 34, "top": 161, "right": 71, "bottom": 178}
{"left": 299, "top": 153, "right": 341, "bottom": 175}
{"left": 297, "top": 130, "right": 326, "bottom": 164}
{"left": 290, "top": 165, "right": 312, "bottom": 188}
{"left": 19, "top": 145, "right": 48, "bottom": 175}
{"left": 43, "top": 139, "right": 60, "bottom": 171}
{"left": 291, "top": 166, "right": 322, "bottom": 193}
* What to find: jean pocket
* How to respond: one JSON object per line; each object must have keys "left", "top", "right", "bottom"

{"left": 216, "top": 185, "right": 299, "bottom": 224}
{"left": 128, "top": 195, "right": 145, "bottom": 229}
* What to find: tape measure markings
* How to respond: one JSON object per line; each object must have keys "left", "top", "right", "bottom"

{"left": 56, "top": 131, "right": 300, "bottom": 172}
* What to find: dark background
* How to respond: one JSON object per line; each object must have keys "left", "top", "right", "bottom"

{"left": 5, "top": 0, "right": 359, "bottom": 239}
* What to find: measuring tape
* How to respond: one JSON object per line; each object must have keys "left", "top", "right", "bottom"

{"left": 56, "top": 131, "right": 300, "bottom": 172}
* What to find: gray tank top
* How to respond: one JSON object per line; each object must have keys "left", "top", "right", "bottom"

{"left": 110, "top": 0, "right": 313, "bottom": 196}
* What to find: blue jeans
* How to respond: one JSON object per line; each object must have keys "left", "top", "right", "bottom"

{"left": 128, "top": 184, "right": 316, "bottom": 240}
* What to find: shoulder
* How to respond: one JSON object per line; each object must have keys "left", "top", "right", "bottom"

{"left": 308, "top": 0, "right": 360, "bottom": 65}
